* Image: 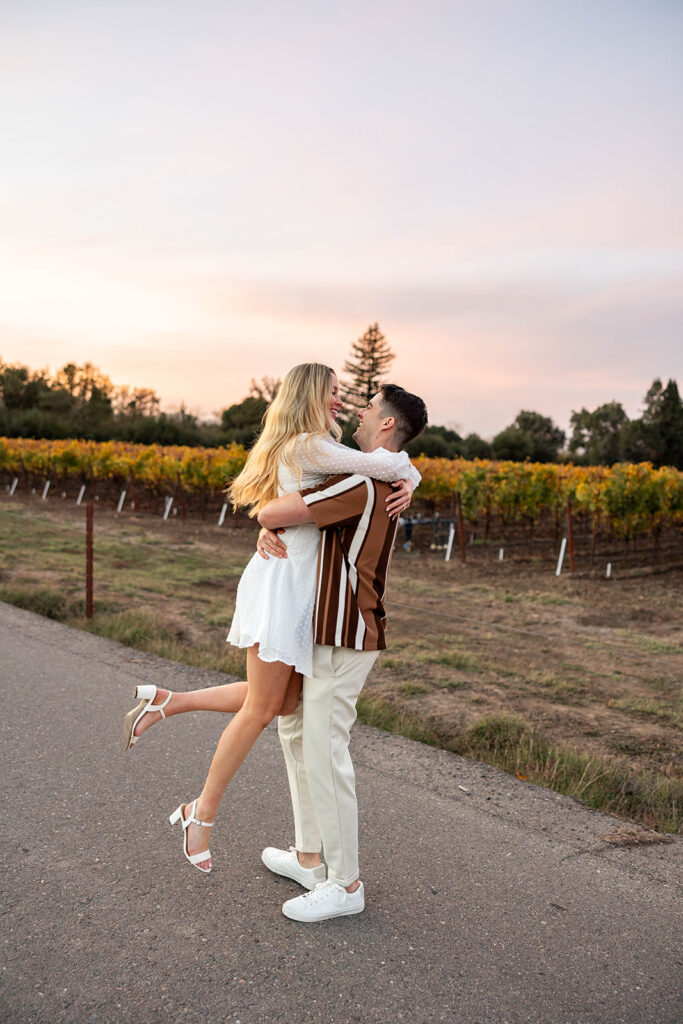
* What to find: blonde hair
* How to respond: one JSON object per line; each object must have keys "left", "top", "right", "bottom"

{"left": 229, "top": 363, "right": 341, "bottom": 516}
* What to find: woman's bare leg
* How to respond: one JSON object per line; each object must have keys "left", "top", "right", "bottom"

{"left": 132, "top": 679, "right": 249, "bottom": 739}
{"left": 185, "top": 647, "right": 301, "bottom": 870}
{"left": 133, "top": 668, "right": 301, "bottom": 740}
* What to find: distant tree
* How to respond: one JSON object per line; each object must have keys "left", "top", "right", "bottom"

{"left": 568, "top": 401, "right": 628, "bottom": 465}
{"left": 492, "top": 410, "right": 565, "bottom": 462}
{"left": 54, "top": 362, "right": 113, "bottom": 403}
{"left": 220, "top": 395, "right": 268, "bottom": 447}
{"left": 0, "top": 362, "right": 52, "bottom": 410}
{"left": 115, "top": 386, "right": 161, "bottom": 418}
{"left": 491, "top": 425, "right": 533, "bottom": 462}
{"left": 341, "top": 323, "right": 395, "bottom": 417}
{"left": 620, "top": 419, "right": 650, "bottom": 464}
{"left": 249, "top": 376, "right": 281, "bottom": 403}
{"left": 461, "top": 433, "right": 492, "bottom": 460}
{"left": 405, "top": 425, "right": 463, "bottom": 459}
{"left": 640, "top": 378, "right": 683, "bottom": 469}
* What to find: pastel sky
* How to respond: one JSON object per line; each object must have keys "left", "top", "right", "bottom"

{"left": 1, "top": 0, "right": 681, "bottom": 438}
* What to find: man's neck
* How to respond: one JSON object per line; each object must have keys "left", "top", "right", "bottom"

{"left": 359, "top": 436, "right": 399, "bottom": 454}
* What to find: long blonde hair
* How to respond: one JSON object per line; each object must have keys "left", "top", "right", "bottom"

{"left": 229, "top": 362, "right": 341, "bottom": 516}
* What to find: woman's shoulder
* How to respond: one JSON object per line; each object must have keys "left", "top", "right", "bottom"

{"left": 293, "top": 432, "right": 337, "bottom": 449}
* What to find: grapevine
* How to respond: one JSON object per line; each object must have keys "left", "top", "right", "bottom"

{"left": 1, "top": 437, "right": 681, "bottom": 538}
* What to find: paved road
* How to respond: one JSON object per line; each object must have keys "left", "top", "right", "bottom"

{"left": 0, "top": 602, "right": 680, "bottom": 1024}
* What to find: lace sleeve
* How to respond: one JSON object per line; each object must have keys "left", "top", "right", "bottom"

{"left": 296, "top": 436, "right": 421, "bottom": 488}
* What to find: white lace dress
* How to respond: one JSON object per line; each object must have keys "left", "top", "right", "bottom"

{"left": 226, "top": 435, "right": 421, "bottom": 676}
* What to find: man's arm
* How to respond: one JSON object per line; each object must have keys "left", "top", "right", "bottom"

{"left": 258, "top": 492, "right": 314, "bottom": 530}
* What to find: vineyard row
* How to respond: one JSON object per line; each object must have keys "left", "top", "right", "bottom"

{"left": 2, "top": 437, "right": 682, "bottom": 539}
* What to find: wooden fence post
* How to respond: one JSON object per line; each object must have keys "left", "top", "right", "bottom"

{"left": 566, "top": 498, "right": 575, "bottom": 573}
{"left": 456, "top": 492, "right": 466, "bottom": 562}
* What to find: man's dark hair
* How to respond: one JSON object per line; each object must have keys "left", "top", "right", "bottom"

{"left": 380, "top": 384, "right": 428, "bottom": 446}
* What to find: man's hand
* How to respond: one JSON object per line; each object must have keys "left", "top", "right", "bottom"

{"left": 257, "top": 527, "right": 288, "bottom": 560}
{"left": 386, "top": 478, "right": 414, "bottom": 519}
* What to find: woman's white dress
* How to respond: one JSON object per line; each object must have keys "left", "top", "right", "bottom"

{"left": 227, "top": 435, "right": 421, "bottom": 677}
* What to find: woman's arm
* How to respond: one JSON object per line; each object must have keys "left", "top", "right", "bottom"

{"left": 296, "top": 436, "right": 421, "bottom": 489}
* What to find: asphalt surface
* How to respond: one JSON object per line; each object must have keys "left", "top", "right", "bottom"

{"left": 0, "top": 601, "right": 681, "bottom": 1024}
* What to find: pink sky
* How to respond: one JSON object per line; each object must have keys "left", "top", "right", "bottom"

{"left": 1, "top": 0, "right": 681, "bottom": 437}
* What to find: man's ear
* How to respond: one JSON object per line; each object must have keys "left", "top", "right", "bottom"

{"left": 380, "top": 415, "right": 395, "bottom": 433}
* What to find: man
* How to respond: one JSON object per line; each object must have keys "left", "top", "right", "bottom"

{"left": 256, "top": 384, "right": 427, "bottom": 922}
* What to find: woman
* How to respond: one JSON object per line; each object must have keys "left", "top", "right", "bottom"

{"left": 122, "top": 363, "right": 420, "bottom": 873}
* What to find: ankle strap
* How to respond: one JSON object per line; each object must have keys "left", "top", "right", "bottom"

{"left": 156, "top": 691, "right": 172, "bottom": 718}
{"left": 185, "top": 800, "right": 214, "bottom": 829}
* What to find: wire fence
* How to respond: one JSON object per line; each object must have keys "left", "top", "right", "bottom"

{"left": 3, "top": 475, "right": 683, "bottom": 581}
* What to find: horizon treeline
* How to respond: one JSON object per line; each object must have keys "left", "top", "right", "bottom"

{"left": 0, "top": 357, "right": 681, "bottom": 469}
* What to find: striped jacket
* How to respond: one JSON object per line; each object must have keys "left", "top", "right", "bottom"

{"left": 301, "top": 473, "right": 398, "bottom": 651}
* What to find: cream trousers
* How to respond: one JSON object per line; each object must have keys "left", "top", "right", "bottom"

{"left": 277, "top": 644, "right": 379, "bottom": 888}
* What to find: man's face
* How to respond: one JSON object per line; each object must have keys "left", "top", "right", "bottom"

{"left": 353, "top": 392, "right": 387, "bottom": 451}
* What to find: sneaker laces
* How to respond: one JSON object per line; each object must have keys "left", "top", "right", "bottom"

{"left": 301, "top": 882, "right": 340, "bottom": 905}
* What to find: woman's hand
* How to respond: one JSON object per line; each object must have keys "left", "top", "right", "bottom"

{"left": 386, "top": 478, "right": 414, "bottom": 519}
{"left": 257, "top": 527, "right": 288, "bottom": 560}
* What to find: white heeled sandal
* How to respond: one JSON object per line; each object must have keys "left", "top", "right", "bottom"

{"left": 169, "top": 799, "right": 214, "bottom": 873}
{"left": 122, "top": 684, "right": 172, "bottom": 751}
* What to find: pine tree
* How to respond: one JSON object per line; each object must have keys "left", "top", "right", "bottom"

{"left": 641, "top": 378, "right": 683, "bottom": 468}
{"left": 341, "top": 323, "right": 395, "bottom": 416}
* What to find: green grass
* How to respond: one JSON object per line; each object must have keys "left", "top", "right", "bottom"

{"left": 356, "top": 694, "right": 440, "bottom": 746}
{"left": 398, "top": 681, "right": 429, "bottom": 696}
{"left": 524, "top": 592, "right": 581, "bottom": 607}
{"left": 0, "top": 583, "right": 78, "bottom": 620}
{"left": 354, "top": 695, "right": 683, "bottom": 833}
{"left": 450, "top": 712, "right": 682, "bottom": 834}
{"left": 610, "top": 695, "right": 683, "bottom": 728}
{"left": 623, "top": 633, "right": 683, "bottom": 656}
{"left": 527, "top": 668, "right": 588, "bottom": 701}
{"left": 421, "top": 649, "right": 476, "bottom": 671}
{"left": 78, "top": 607, "right": 248, "bottom": 677}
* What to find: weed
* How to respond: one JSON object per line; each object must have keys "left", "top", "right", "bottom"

{"left": 398, "top": 682, "right": 428, "bottom": 696}
{"left": 627, "top": 634, "right": 682, "bottom": 656}
{"left": 610, "top": 696, "right": 683, "bottom": 728}
{"left": 451, "top": 712, "right": 682, "bottom": 833}
{"left": 356, "top": 694, "right": 439, "bottom": 746}
{"left": 0, "top": 584, "right": 68, "bottom": 620}
{"left": 526, "top": 592, "right": 580, "bottom": 607}
{"left": 82, "top": 609, "right": 178, "bottom": 647}
{"left": 423, "top": 650, "right": 475, "bottom": 671}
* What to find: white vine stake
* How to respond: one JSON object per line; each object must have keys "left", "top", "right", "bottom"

{"left": 116, "top": 490, "right": 127, "bottom": 513}
{"left": 444, "top": 522, "right": 455, "bottom": 562}
{"left": 498, "top": 547, "right": 504, "bottom": 561}
{"left": 163, "top": 496, "right": 173, "bottom": 520}
{"left": 218, "top": 502, "right": 228, "bottom": 526}
{"left": 76, "top": 485, "right": 86, "bottom": 505}
{"left": 9, "top": 477, "right": 18, "bottom": 495}
{"left": 606, "top": 562, "right": 612, "bottom": 578}
{"left": 555, "top": 537, "right": 567, "bottom": 577}
{"left": 41, "top": 480, "right": 50, "bottom": 501}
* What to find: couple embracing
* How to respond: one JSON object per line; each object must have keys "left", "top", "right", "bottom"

{"left": 123, "top": 363, "right": 427, "bottom": 922}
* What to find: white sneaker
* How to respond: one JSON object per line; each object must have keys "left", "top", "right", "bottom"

{"left": 261, "top": 846, "right": 326, "bottom": 890}
{"left": 282, "top": 881, "right": 365, "bottom": 922}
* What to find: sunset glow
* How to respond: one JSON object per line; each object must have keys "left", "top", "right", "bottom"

{"left": 1, "top": 0, "right": 681, "bottom": 435}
